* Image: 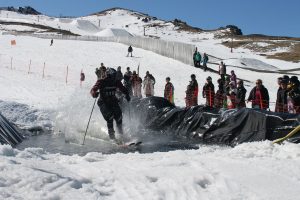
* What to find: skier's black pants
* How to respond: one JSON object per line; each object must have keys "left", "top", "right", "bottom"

{"left": 98, "top": 100, "right": 122, "bottom": 132}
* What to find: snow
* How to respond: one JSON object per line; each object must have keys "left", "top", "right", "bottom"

{"left": 1, "top": 142, "right": 300, "bottom": 200}
{"left": 95, "top": 28, "right": 133, "bottom": 37}
{"left": 0, "top": 9, "right": 300, "bottom": 199}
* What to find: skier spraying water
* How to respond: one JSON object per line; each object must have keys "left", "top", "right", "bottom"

{"left": 90, "top": 68, "right": 130, "bottom": 140}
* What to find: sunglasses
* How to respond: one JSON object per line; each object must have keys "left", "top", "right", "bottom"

{"left": 256, "top": 82, "right": 262, "bottom": 85}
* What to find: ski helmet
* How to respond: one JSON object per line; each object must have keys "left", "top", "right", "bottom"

{"left": 106, "top": 68, "right": 117, "bottom": 79}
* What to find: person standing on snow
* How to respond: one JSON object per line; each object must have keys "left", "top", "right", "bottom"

{"left": 276, "top": 79, "right": 288, "bottom": 113}
{"left": 202, "top": 53, "right": 209, "bottom": 71}
{"left": 164, "top": 77, "right": 174, "bottom": 104}
{"left": 230, "top": 70, "right": 237, "bottom": 87}
{"left": 287, "top": 77, "right": 300, "bottom": 113}
{"left": 144, "top": 71, "right": 156, "bottom": 86}
{"left": 193, "top": 48, "right": 198, "bottom": 67}
{"left": 131, "top": 71, "right": 143, "bottom": 98}
{"left": 236, "top": 80, "right": 247, "bottom": 108}
{"left": 215, "top": 78, "right": 225, "bottom": 108}
{"left": 127, "top": 45, "right": 133, "bottom": 57}
{"left": 195, "top": 52, "right": 202, "bottom": 68}
{"left": 143, "top": 75, "right": 155, "bottom": 97}
{"left": 219, "top": 61, "right": 226, "bottom": 82}
{"left": 247, "top": 79, "right": 269, "bottom": 110}
{"left": 226, "top": 81, "right": 237, "bottom": 109}
{"left": 185, "top": 74, "right": 198, "bottom": 107}
{"left": 50, "top": 39, "right": 53, "bottom": 46}
{"left": 90, "top": 68, "right": 130, "bottom": 140}
{"left": 123, "top": 67, "right": 133, "bottom": 96}
{"left": 202, "top": 76, "right": 215, "bottom": 107}
{"left": 116, "top": 66, "right": 123, "bottom": 82}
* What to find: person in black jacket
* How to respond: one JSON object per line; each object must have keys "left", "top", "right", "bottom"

{"left": 116, "top": 66, "right": 123, "bottom": 82}
{"left": 287, "top": 77, "right": 300, "bottom": 113}
{"left": 215, "top": 78, "right": 225, "bottom": 108}
{"left": 275, "top": 77, "right": 283, "bottom": 112}
{"left": 123, "top": 67, "right": 133, "bottom": 96}
{"left": 247, "top": 79, "right": 269, "bottom": 110}
{"left": 90, "top": 68, "right": 130, "bottom": 139}
{"left": 202, "top": 76, "right": 215, "bottom": 107}
{"left": 277, "top": 79, "right": 288, "bottom": 113}
{"left": 127, "top": 45, "right": 133, "bottom": 57}
{"left": 236, "top": 80, "right": 247, "bottom": 108}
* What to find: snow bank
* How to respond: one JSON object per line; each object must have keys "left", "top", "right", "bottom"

{"left": 76, "top": 19, "right": 100, "bottom": 33}
{"left": 95, "top": 28, "right": 133, "bottom": 37}
{"left": 1, "top": 142, "right": 300, "bottom": 199}
{"left": 225, "top": 58, "right": 279, "bottom": 71}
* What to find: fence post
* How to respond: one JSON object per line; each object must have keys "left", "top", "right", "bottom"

{"left": 10, "top": 57, "right": 13, "bottom": 70}
{"left": 43, "top": 62, "right": 46, "bottom": 78}
{"left": 80, "top": 69, "right": 83, "bottom": 88}
{"left": 28, "top": 60, "right": 31, "bottom": 74}
{"left": 66, "top": 65, "right": 69, "bottom": 84}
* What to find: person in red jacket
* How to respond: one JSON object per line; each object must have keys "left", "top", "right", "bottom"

{"left": 185, "top": 74, "right": 198, "bottom": 107}
{"left": 90, "top": 68, "right": 130, "bottom": 139}
{"left": 131, "top": 71, "right": 142, "bottom": 98}
{"left": 247, "top": 79, "right": 269, "bottom": 110}
{"left": 164, "top": 77, "right": 174, "bottom": 104}
{"left": 202, "top": 76, "right": 215, "bottom": 107}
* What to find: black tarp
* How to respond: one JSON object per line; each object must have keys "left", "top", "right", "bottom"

{"left": 0, "top": 113, "right": 23, "bottom": 146}
{"left": 128, "top": 96, "right": 300, "bottom": 146}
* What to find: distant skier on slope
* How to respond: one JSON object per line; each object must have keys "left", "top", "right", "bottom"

{"left": 90, "top": 68, "right": 130, "bottom": 139}
{"left": 127, "top": 45, "right": 133, "bottom": 57}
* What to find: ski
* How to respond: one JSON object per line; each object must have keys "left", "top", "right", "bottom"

{"left": 118, "top": 141, "right": 142, "bottom": 148}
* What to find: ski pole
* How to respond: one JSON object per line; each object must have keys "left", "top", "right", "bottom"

{"left": 82, "top": 98, "right": 97, "bottom": 145}
{"left": 127, "top": 98, "right": 132, "bottom": 123}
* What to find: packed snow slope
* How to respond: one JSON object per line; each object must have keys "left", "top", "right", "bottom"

{"left": 0, "top": 8, "right": 300, "bottom": 200}
{"left": 0, "top": 31, "right": 300, "bottom": 200}
{"left": 1, "top": 142, "right": 300, "bottom": 200}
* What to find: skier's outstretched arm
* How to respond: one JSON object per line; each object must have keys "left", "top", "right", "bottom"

{"left": 90, "top": 80, "right": 101, "bottom": 98}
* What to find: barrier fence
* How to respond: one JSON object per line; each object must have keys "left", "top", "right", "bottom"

{"left": 2, "top": 32, "right": 196, "bottom": 66}
{"left": 1, "top": 52, "right": 298, "bottom": 113}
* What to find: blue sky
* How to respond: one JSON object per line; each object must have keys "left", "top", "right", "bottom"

{"left": 1, "top": 0, "right": 299, "bottom": 37}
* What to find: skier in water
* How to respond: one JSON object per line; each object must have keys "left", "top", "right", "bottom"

{"left": 90, "top": 68, "right": 130, "bottom": 139}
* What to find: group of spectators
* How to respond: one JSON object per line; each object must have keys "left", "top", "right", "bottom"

{"left": 185, "top": 60, "right": 300, "bottom": 114}
{"left": 95, "top": 60, "right": 300, "bottom": 114}
{"left": 95, "top": 64, "right": 160, "bottom": 100}
{"left": 193, "top": 48, "right": 209, "bottom": 72}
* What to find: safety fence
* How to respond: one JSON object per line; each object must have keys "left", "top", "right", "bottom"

{"left": 0, "top": 53, "right": 85, "bottom": 86}
{"left": 2, "top": 32, "right": 196, "bottom": 66}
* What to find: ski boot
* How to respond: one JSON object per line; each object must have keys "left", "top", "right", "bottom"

{"left": 108, "top": 128, "right": 116, "bottom": 140}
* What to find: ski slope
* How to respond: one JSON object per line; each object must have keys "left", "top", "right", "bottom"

{"left": 0, "top": 9, "right": 300, "bottom": 200}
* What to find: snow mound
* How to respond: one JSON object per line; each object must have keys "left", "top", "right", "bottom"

{"left": 76, "top": 19, "right": 100, "bottom": 33}
{"left": 58, "top": 18, "right": 73, "bottom": 23}
{"left": 95, "top": 28, "right": 133, "bottom": 37}
{"left": 226, "top": 58, "right": 279, "bottom": 71}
